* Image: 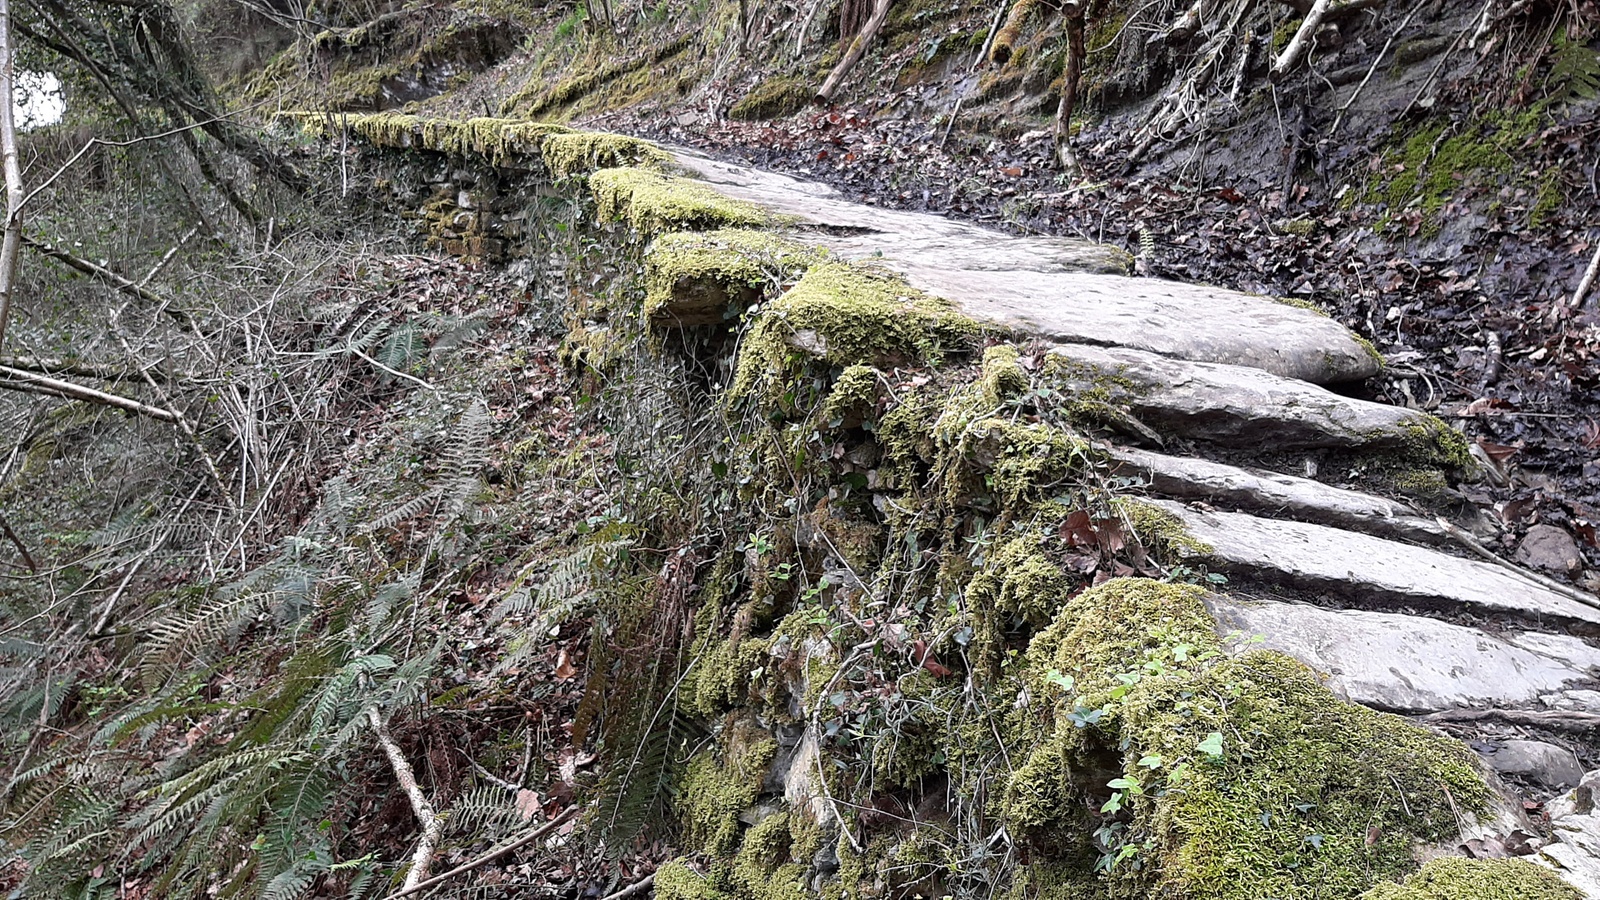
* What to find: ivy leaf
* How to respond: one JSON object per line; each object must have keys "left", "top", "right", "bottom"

{"left": 1196, "top": 731, "right": 1225, "bottom": 758}
{"left": 1045, "top": 669, "right": 1075, "bottom": 692}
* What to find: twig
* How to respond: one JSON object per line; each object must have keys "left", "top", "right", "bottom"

{"left": 465, "top": 755, "right": 521, "bottom": 792}
{"left": 369, "top": 707, "right": 445, "bottom": 893}
{"left": 378, "top": 806, "right": 579, "bottom": 900}
{"left": 1328, "top": 1, "right": 1423, "bottom": 136}
{"left": 0, "top": 513, "right": 35, "bottom": 572}
{"left": 1271, "top": 0, "right": 1332, "bottom": 81}
{"left": 1565, "top": 236, "right": 1600, "bottom": 313}
{"left": 138, "top": 225, "right": 199, "bottom": 288}
{"left": 0, "top": 354, "right": 191, "bottom": 382}
{"left": 0, "top": 364, "right": 180, "bottom": 420}
{"left": 600, "top": 874, "right": 656, "bottom": 900}
{"left": 1433, "top": 516, "right": 1600, "bottom": 611}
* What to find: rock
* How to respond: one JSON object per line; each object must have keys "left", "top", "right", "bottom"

{"left": 1151, "top": 500, "right": 1600, "bottom": 628}
{"left": 1537, "top": 770, "right": 1600, "bottom": 895}
{"left": 669, "top": 149, "right": 1377, "bottom": 385}
{"left": 1203, "top": 595, "right": 1600, "bottom": 713}
{"left": 1517, "top": 524, "right": 1584, "bottom": 575}
{"left": 1045, "top": 344, "right": 1451, "bottom": 456}
{"left": 1481, "top": 740, "right": 1585, "bottom": 791}
{"left": 1110, "top": 446, "right": 1448, "bottom": 545}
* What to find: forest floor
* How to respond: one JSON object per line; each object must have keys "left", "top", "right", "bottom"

{"left": 588, "top": 85, "right": 1600, "bottom": 586}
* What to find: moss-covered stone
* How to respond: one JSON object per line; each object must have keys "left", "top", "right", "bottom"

{"left": 1112, "top": 497, "right": 1214, "bottom": 560}
{"left": 655, "top": 860, "right": 734, "bottom": 900}
{"left": 643, "top": 229, "right": 819, "bottom": 324}
{"left": 1360, "top": 858, "right": 1581, "bottom": 900}
{"left": 729, "top": 261, "right": 982, "bottom": 411}
{"left": 681, "top": 732, "right": 779, "bottom": 855}
{"left": 588, "top": 168, "right": 771, "bottom": 233}
{"left": 728, "top": 77, "right": 814, "bottom": 121}
{"left": 730, "top": 813, "right": 813, "bottom": 900}
{"left": 542, "top": 131, "right": 671, "bottom": 179}
{"left": 1008, "top": 577, "right": 1496, "bottom": 900}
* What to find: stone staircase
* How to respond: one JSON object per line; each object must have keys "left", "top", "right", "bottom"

{"left": 300, "top": 114, "right": 1600, "bottom": 896}
{"left": 669, "top": 145, "right": 1600, "bottom": 892}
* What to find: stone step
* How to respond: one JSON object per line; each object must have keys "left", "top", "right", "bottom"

{"left": 1046, "top": 344, "right": 1469, "bottom": 469}
{"left": 1109, "top": 446, "right": 1450, "bottom": 545}
{"left": 669, "top": 149, "right": 1378, "bottom": 385}
{"left": 1150, "top": 499, "right": 1600, "bottom": 630}
{"left": 1203, "top": 594, "right": 1600, "bottom": 714}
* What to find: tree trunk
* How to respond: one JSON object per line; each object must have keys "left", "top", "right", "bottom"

{"left": 0, "top": 0, "right": 23, "bottom": 355}
{"left": 1052, "top": 3, "right": 1086, "bottom": 170}
{"left": 816, "top": 0, "right": 894, "bottom": 102}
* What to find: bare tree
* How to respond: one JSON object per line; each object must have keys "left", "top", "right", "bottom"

{"left": 0, "top": 0, "right": 23, "bottom": 354}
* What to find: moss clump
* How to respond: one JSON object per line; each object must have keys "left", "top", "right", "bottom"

{"left": 588, "top": 168, "right": 771, "bottom": 233}
{"left": 820, "top": 364, "right": 882, "bottom": 427}
{"left": 1112, "top": 497, "right": 1214, "bottom": 559}
{"left": 730, "top": 813, "right": 812, "bottom": 900}
{"left": 1361, "top": 858, "right": 1581, "bottom": 900}
{"left": 288, "top": 113, "right": 570, "bottom": 165}
{"left": 1009, "top": 576, "right": 1495, "bottom": 900}
{"left": 655, "top": 860, "right": 734, "bottom": 900}
{"left": 1396, "top": 414, "right": 1480, "bottom": 476}
{"left": 541, "top": 131, "right": 671, "bottom": 179}
{"left": 681, "top": 735, "right": 779, "bottom": 855}
{"left": 729, "top": 262, "right": 982, "bottom": 410}
{"left": 728, "top": 77, "right": 814, "bottom": 121}
{"left": 643, "top": 229, "right": 819, "bottom": 323}
{"left": 959, "top": 419, "right": 1096, "bottom": 509}
{"left": 686, "top": 635, "right": 774, "bottom": 717}
{"left": 1363, "top": 108, "right": 1546, "bottom": 233}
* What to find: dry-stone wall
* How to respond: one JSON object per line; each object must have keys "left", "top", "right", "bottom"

{"left": 288, "top": 112, "right": 1600, "bottom": 899}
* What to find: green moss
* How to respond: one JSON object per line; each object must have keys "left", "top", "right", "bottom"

{"left": 961, "top": 419, "right": 1096, "bottom": 509}
{"left": 643, "top": 229, "right": 819, "bottom": 323}
{"left": 1397, "top": 414, "right": 1480, "bottom": 476}
{"left": 730, "top": 813, "right": 812, "bottom": 900}
{"left": 289, "top": 112, "right": 570, "bottom": 165}
{"left": 729, "top": 77, "right": 814, "bottom": 121}
{"left": 541, "top": 130, "right": 671, "bottom": 179}
{"left": 729, "top": 261, "right": 982, "bottom": 411}
{"left": 1112, "top": 497, "right": 1213, "bottom": 559}
{"left": 1269, "top": 295, "right": 1328, "bottom": 315}
{"left": 686, "top": 635, "right": 774, "bottom": 717}
{"left": 1008, "top": 577, "right": 1496, "bottom": 900}
{"left": 820, "top": 364, "right": 882, "bottom": 427}
{"left": 655, "top": 860, "right": 734, "bottom": 900}
{"left": 681, "top": 736, "right": 778, "bottom": 855}
{"left": 1362, "top": 107, "right": 1547, "bottom": 233}
{"left": 1360, "top": 858, "right": 1581, "bottom": 900}
{"left": 588, "top": 167, "right": 771, "bottom": 233}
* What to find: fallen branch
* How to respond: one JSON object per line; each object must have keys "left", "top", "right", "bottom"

{"left": 815, "top": 0, "right": 894, "bottom": 102}
{"left": 0, "top": 354, "right": 189, "bottom": 382}
{"left": 0, "top": 364, "right": 180, "bottom": 421}
{"left": 1270, "top": 0, "right": 1332, "bottom": 81}
{"left": 369, "top": 707, "right": 445, "bottom": 893}
{"left": 378, "top": 806, "right": 579, "bottom": 900}
{"left": 1426, "top": 707, "right": 1600, "bottom": 733}
{"left": 1433, "top": 516, "right": 1600, "bottom": 611}
{"left": 600, "top": 874, "right": 657, "bottom": 900}
{"left": 1564, "top": 236, "right": 1600, "bottom": 314}
{"left": 21, "top": 235, "right": 199, "bottom": 333}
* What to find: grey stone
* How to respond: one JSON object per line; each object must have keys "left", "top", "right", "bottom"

{"left": 1046, "top": 344, "right": 1442, "bottom": 452}
{"left": 1151, "top": 500, "right": 1600, "bottom": 627}
{"left": 1518, "top": 524, "right": 1585, "bottom": 575}
{"left": 1203, "top": 595, "right": 1600, "bottom": 713}
{"left": 1483, "top": 740, "right": 1585, "bottom": 791}
{"left": 1110, "top": 447, "right": 1448, "bottom": 545}
{"left": 668, "top": 149, "right": 1378, "bottom": 385}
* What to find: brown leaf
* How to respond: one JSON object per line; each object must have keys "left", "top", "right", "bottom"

{"left": 553, "top": 648, "right": 577, "bottom": 681}
{"left": 515, "top": 789, "right": 543, "bottom": 822}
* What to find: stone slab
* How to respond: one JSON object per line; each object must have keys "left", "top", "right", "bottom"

{"left": 670, "top": 149, "right": 1379, "bottom": 384}
{"left": 1048, "top": 344, "right": 1432, "bottom": 452}
{"left": 1110, "top": 446, "right": 1448, "bottom": 544}
{"left": 1204, "top": 595, "right": 1600, "bottom": 713}
{"left": 1152, "top": 500, "right": 1600, "bottom": 628}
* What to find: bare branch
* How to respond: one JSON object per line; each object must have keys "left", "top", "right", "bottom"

{"left": 22, "top": 235, "right": 201, "bottom": 333}
{"left": 816, "top": 0, "right": 895, "bottom": 102}
{"left": 1271, "top": 0, "right": 1332, "bottom": 80}
{"left": 378, "top": 807, "right": 579, "bottom": 900}
{"left": 369, "top": 707, "right": 445, "bottom": 892}
{"left": 0, "top": 354, "right": 192, "bottom": 382}
{"left": 0, "top": 364, "right": 181, "bottom": 421}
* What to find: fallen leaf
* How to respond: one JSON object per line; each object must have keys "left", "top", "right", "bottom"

{"left": 553, "top": 648, "right": 576, "bottom": 681}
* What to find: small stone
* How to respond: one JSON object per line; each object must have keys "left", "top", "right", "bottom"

{"left": 1482, "top": 739, "right": 1584, "bottom": 791}
{"left": 1516, "top": 524, "right": 1583, "bottom": 574}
